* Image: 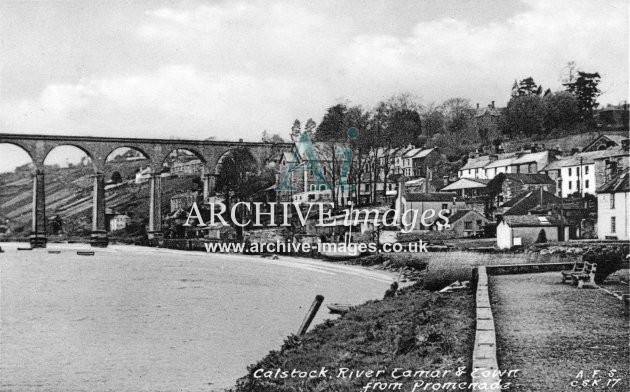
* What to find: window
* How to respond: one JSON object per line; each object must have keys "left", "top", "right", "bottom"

{"left": 611, "top": 217, "right": 616, "bottom": 233}
{"left": 611, "top": 193, "right": 615, "bottom": 209}
{"left": 476, "top": 220, "right": 482, "bottom": 226}
{"left": 568, "top": 168, "right": 572, "bottom": 176}
{"left": 585, "top": 166, "right": 589, "bottom": 174}
{"left": 585, "top": 180, "right": 589, "bottom": 188}
{"left": 464, "top": 222, "right": 472, "bottom": 230}
{"left": 442, "top": 204, "right": 448, "bottom": 210}
{"left": 568, "top": 181, "right": 572, "bottom": 190}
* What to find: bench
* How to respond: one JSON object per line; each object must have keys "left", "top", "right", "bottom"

{"left": 561, "top": 260, "right": 585, "bottom": 283}
{"left": 571, "top": 261, "right": 598, "bottom": 289}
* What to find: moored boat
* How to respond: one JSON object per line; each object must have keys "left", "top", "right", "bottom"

{"left": 327, "top": 303, "right": 354, "bottom": 314}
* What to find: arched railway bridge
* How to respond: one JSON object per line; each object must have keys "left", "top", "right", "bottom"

{"left": 0, "top": 133, "right": 292, "bottom": 248}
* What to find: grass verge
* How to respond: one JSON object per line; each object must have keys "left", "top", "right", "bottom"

{"left": 231, "top": 284, "right": 475, "bottom": 392}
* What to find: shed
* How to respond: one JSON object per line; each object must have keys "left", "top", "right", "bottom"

{"left": 496, "top": 215, "right": 568, "bottom": 249}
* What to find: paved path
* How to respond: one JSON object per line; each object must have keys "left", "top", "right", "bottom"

{"left": 490, "top": 272, "right": 629, "bottom": 392}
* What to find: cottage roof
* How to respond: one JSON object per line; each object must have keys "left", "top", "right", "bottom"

{"left": 501, "top": 215, "right": 563, "bottom": 227}
{"left": 485, "top": 156, "right": 516, "bottom": 169}
{"left": 501, "top": 190, "right": 562, "bottom": 216}
{"left": 441, "top": 178, "right": 491, "bottom": 191}
{"left": 448, "top": 209, "right": 488, "bottom": 224}
{"left": 412, "top": 148, "right": 436, "bottom": 159}
{"left": 405, "top": 192, "right": 460, "bottom": 202}
{"left": 596, "top": 169, "right": 629, "bottom": 194}
{"left": 403, "top": 147, "right": 425, "bottom": 158}
{"left": 503, "top": 173, "right": 555, "bottom": 185}
{"left": 541, "top": 158, "right": 566, "bottom": 171}
{"left": 474, "top": 106, "right": 500, "bottom": 118}
{"left": 562, "top": 147, "right": 626, "bottom": 167}
{"left": 511, "top": 151, "right": 548, "bottom": 165}
{"left": 461, "top": 156, "right": 491, "bottom": 170}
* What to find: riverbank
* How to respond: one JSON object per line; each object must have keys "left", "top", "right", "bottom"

{"left": 231, "top": 283, "right": 475, "bottom": 392}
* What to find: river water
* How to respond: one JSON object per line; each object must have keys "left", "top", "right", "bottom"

{"left": 0, "top": 243, "right": 393, "bottom": 391}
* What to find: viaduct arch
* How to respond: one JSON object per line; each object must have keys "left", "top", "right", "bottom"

{"left": 0, "top": 133, "right": 292, "bottom": 248}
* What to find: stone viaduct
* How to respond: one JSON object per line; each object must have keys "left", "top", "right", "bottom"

{"left": 0, "top": 133, "right": 292, "bottom": 248}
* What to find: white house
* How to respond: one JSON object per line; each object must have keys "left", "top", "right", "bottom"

{"left": 497, "top": 215, "right": 568, "bottom": 249}
{"left": 135, "top": 166, "right": 152, "bottom": 184}
{"left": 403, "top": 192, "right": 465, "bottom": 230}
{"left": 559, "top": 148, "right": 628, "bottom": 198}
{"left": 109, "top": 214, "right": 131, "bottom": 232}
{"left": 596, "top": 170, "right": 629, "bottom": 240}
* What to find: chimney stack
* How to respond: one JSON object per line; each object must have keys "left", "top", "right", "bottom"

{"left": 443, "top": 175, "right": 449, "bottom": 187}
{"left": 476, "top": 103, "right": 479, "bottom": 109}
{"left": 491, "top": 101, "right": 495, "bottom": 109}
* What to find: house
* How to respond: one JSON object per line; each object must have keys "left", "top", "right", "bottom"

{"left": 459, "top": 150, "right": 554, "bottom": 180}
{"left": 170, "top": 191, "right": 199, "bottom": 213}
{"left": 508, "top": 151, "right": 553, "bottom": 174}
{"left": 497, "top": 215, "right": 568, "bottom": 249}
{"left": 582, "top": 134, "right": 629, "bottom": 152}
{"left": 171, "top": 159, "right": 204, "bottom": 175}
{"left": 458, "top": 154, "right": 492, "bottom": 179}
{"left": 596, "top": 169, "right": 629, "bottom": 240}
{"left": 472, "top": 102, "right": 500, "bottom": 136}
{"left": 495, "top": 173, "right": 556, "bottom": 203}
{"left": 403, "top": 192, "right": 465, "bottom": 230}
{"left": 559, "top": 147, "right": 627, "bottom": 197}
{"left": 274, "top": 137, "right": 351, "bottom": 205}
{"left": 135, "top": 166, "right": 152, "bottom": 184}
{"left": 540, "top": 159, "right": 566, "bottom": 197}
{"left": 595, "top": 105, "right": 629, "bottom": 131}
{"left": 446, "top": 209, "right": 490, "bottom": 237}
{"left": 483, "top": 154, "right": 517, "bottom": 179}
{"left": 440, "top": 177, "right": 492, "bottom": 198}
{"left": 109, "top": 214, "right": 131, "bottom": 232}
{"left": 497, "top": 189, "right": 562, "bottom": 216}
{"left": 404, "top": 148, "right": 442, "bottom": 178}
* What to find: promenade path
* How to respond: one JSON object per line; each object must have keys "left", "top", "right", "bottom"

{"left": 490, "top": 272, "right": 629, "bottom": 392}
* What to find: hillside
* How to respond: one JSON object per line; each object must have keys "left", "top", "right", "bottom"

{"left": 0, "top": 163, "right": 200, "bottom": 239}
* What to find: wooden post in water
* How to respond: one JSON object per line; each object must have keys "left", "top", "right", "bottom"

{"left": 297, "top": 295, "right": 324, "bottom": 336}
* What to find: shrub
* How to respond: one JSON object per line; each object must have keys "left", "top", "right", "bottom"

{"left": 582, "top": 245, "right": 629, "bottom": 284}
{"left": 423, "top": 254, "right": 473, "bottom": 291}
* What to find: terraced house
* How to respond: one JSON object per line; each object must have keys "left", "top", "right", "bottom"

{"left": 596, "top": 169, "right": 629, "bottom": 240}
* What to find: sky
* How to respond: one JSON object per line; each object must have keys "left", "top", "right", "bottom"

{"left": 0, "top": 0, "right": 628, "bottom": 172}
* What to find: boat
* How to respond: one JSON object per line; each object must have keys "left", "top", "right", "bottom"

{"left": 327, "top": 303, "right": 354, "bottom": 314}
{"left": 77, "top": 251, "right": 95, "bottom": 256}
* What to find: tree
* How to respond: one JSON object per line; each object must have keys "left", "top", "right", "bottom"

{"left": 560, "top": 61, "right": 578, "bottom": 85}
{"left": 500, "top": 95, "right": 544, "bottom": 136}
{"left": 215, "top": 149, "right": 263, "bottom": 239}
{"left": 111, "top": 171, "right": 123, "bottom": 184}
{"left": 314, "top": 104, "right": 348, "bottom": 141}
{"left": 564, "top": 71, "right": 601, "bottom": 121}
{"left": 441, "top": 97, "right": 472, "bottom": 134}
{"left": 344, "top": 106, "right": 371, "bottom": 205}
{"left": 543, "top": 91, "right": 580, "bottom": 131}
{"left": 420, "top": 103, "right": 445, "bottom": 138}
{"left": 516, "top": 77, "right": 542, "bottom": 96}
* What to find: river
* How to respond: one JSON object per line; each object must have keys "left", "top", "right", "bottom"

{"left": 0, "top": 243, "right": 393, "bottom": 391}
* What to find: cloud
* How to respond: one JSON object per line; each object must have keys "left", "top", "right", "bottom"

{"left": 0, "top": 0, "right": 627, "bottom": 144}
{"left": 0, "top": 65, "right": 330, "bottom": 140}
